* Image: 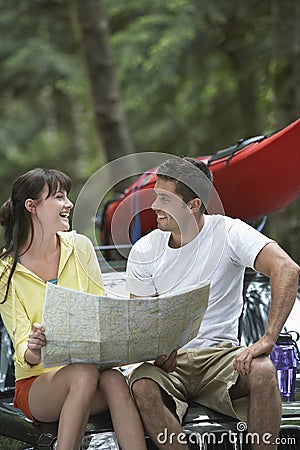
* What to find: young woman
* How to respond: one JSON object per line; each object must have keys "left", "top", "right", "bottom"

{"left": 0, "top": 168, "right": 146, "bottom": 450}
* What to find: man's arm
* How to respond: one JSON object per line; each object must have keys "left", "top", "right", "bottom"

{"left": 234, "top": 242, "right": 300, "bottom": 376}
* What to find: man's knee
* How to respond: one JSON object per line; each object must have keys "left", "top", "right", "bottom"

{"left": 249, "top": 356, "right": 278, "bottom": 391}
{"left": 132, "top": 378, "right": 179, "bottom": 422}
{"left": 131, "top": 378, "right": 162, "bottom": 406}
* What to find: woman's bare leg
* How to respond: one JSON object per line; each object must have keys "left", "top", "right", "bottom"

{"left": 97, "top": 369, "right": 147, "bottom": 450}
{"left": 28, "top": 365, "right": 147, "bottom": 450}
{"left": 28, "top": 364, "right": 107, "bottom": 450}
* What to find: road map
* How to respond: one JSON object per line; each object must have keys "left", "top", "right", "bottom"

{"left": 42, "top": 282, "right": 209, "bottom": 369}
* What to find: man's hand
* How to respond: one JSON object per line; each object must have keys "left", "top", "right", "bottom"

{"left": 154, "top": 349, "right": 177, "bottom": 372}
{"left": 233, "top": 335, "right": 275, "bottom": 376}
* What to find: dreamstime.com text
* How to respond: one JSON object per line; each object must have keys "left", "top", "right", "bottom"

{"left": 157, "top": 422, "right": 297, "bottom": 447}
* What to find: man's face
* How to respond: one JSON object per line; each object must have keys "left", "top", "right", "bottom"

{"left": 152, "top": 178, "right": 191, "bottom": 233}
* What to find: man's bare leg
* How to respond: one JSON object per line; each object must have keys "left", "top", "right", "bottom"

{"left": 132, "top": 378, "right": 188, "bottom": 449}
{"left": 230, "top": 356, "right": 281, "bottom": 450}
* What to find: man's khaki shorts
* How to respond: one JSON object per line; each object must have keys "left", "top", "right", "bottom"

{"left": 128, "top": 342, "right": 249, "bottom": 423}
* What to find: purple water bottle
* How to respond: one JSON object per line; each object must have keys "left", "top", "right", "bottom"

{"left": 270, "top": 332, "right": 298, "bottom": 402}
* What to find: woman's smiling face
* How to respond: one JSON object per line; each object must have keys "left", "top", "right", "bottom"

{"left": 27, "top": 184, "right": 74, "bottom": 234}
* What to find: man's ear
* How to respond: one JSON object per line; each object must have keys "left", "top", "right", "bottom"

{"left": 188, "top": 197, "right": 202, "bottom": 213}
{"left": 24, "top": 199, "right": 36, "bottom": 213}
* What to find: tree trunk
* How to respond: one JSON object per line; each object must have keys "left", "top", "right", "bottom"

{"left": 72, "top": 0, "right": 135, "bottom": 164}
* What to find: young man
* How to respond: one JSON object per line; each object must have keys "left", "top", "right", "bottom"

{"left": 126, "top": 157, "right": 300, "bottom": 450}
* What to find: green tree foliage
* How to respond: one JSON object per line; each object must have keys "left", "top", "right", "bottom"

{"left": 0, "top": 0, "right": 104, "bottom": 204}
{"left": 108, "top": 0, "right": 275, "bottom": 155}
{"left": 0, "top": 0, "right": 298, "bottom": 259}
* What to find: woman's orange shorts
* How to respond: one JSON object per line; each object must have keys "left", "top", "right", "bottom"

{"left": 14, "top": 376, "right": 39, "bottom": 423}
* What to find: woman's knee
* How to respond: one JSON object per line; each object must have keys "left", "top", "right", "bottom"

{"left": 100, "top": 369, "right": 127, "bottom": 392}
{"left": 98, "top": 369, "right": 133, "bottom": 404}
{"left": 67, "top": 363, "right": 100, "bottom": 393}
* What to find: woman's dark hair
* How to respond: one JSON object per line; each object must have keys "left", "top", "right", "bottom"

{"left": 0, "top": 168, "right": 71, "bottom": 303}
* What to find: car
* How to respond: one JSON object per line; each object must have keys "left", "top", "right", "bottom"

{"left": 0, "top": 269, "right": 300, "bottom": 449}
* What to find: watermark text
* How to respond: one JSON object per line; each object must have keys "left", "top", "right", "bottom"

{"left": 157, "top": 422, "right": 297, "bottom": 446}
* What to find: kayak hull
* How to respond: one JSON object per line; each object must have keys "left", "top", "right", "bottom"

{"left": 100, "top": 119, "right": 300, "bottom": 248}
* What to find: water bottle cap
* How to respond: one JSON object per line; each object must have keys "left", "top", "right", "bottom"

{"left": 276, "top": 333, "right": 293, "bottom": 344}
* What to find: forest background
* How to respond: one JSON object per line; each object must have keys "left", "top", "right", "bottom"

{"left": 0, "top": 0, "right": 299, "bottom": 262}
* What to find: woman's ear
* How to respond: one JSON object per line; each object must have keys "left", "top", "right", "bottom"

{"left": 24, "top": 199, "right": 36, "bottom": 213}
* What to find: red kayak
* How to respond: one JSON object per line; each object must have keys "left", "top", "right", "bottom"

{"left": 100, "top": 118, "right": 300, "bottom": 250}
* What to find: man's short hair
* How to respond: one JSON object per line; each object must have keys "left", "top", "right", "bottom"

{"left": 156, "top": 157, "right": 213, "bottom": 214}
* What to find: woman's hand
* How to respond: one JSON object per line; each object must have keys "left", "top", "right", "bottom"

{"left": 25, "top": 322, "right": 46, "bottom": 366}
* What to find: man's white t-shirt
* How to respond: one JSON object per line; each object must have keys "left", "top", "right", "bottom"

{"left": 126, "top": 214, "right": 273, "bottom": 348}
